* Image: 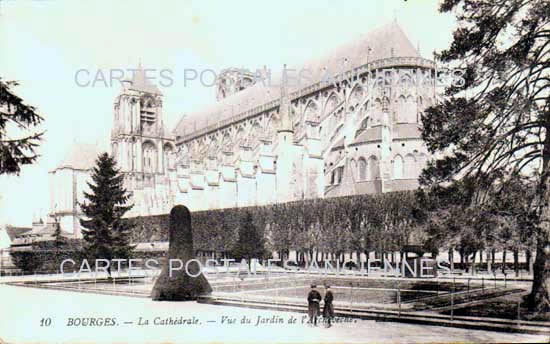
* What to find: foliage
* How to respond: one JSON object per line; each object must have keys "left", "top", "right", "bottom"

{"left": 421, "top": 0, "right": 549, "bottom": 313}
{"left": 0, "top": 79, "right": 44, "bottom": 175}
{"left": 80, "top": 153, "right": 135, "bottom": 270}
{"left": 231, "top": 212, "right": 267, "bottom": 263}
{"left": 10, "top": 251, "right": 42, "bottom": 273}
{"left": 129, "top": 191, "right": 423, "bottom": 264}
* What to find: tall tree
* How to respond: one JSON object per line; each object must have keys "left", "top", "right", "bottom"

{"left": 80, "top": 153, "right": 134, "bottom": 274}
{"left": 421, "top": 0, "right": 549, "bottom": 313}
{"left": 0, "top": 79, "right": 44, "bottom": 175}
{"left": 231, "top": 212, "right": 266, "bottom": 266}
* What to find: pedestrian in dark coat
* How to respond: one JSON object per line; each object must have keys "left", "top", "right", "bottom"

{"left": 323, "top": 285, "right": 335, "bottom": 327}
{"left": 307, "top": 284, "right": 321, "bottom": 326}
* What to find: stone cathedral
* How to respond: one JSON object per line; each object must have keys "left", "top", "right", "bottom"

{"left": 171, "top": 21, "right": 435, "bottom": 211}
{"left": 47, "top": 22, "right": 436, "bottom": 238}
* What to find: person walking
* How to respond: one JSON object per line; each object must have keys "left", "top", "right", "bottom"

{"left": 323, "top": 285, "right": 335, "bottom": 328}
{"left": 307, "top": 284, "right": 321, "bottom": 326}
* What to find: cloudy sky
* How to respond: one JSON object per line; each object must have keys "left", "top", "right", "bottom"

{"left": 0, "top": 0, "right": 455, "bottom": 226}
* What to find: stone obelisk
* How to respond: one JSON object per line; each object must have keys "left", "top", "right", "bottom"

{"left": 151, "top": 205, "right": 212, "bottom": 301}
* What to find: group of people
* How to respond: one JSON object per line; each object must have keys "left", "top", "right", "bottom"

{"left": 306, "top": 284, "right": 335, "bottom": 328}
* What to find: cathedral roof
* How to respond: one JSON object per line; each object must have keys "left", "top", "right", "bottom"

{"left": 175, "top": 21, "right": 421, "bottom": 140}
{"left": 55, "top": 143, "right": 100, "bottom": 171}
{"left": 352, "top": 127, "right": 383, "bottom": 145}
{"left": 394, "top": 123, "right": 421, "bottom": 139}
{"left": 4, "top": 225, "right": 32, "bottom": 241}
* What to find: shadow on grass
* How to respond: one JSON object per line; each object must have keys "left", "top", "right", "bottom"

{"left": 441, "top": 295, "right": 550, "bottom": 321}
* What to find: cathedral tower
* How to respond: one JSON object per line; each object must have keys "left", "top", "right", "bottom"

{"left": 111, "top": 64, "right": 176, "bottom": 216}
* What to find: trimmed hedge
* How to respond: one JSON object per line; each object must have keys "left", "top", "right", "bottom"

{"left": 12, "top": 192, "right": 423, "bottom": 273}
{"left": 126, "top": 191, "right": 423, "bottom": 262}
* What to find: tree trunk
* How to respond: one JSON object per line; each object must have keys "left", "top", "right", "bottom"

{"left": 529, "top": 231, "right": 550, "bottom": 313}
{"left": 526, "top": 250, "right": 532, "bottom": 275}
{"left": 502, "top": 249, "right": 507, "bottom": 273}
{"left": 513, "top": 249, "right": 519, "bottom": 278}
{"left": 471, "top": 251, "right": 477, "bottom": 275}
{"left": 527, "top": 121, "right": 550, "bottom": 313}
{"left": 491, "top": 248, "right": 496, "bottom": 265}
{"left": 449, "top": 248, "right": 455, "bottom": 272}
{"left": 487, "top": 250, "right": 492, "bottom": 273}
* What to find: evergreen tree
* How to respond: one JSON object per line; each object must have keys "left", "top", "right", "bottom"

{"left": 421, "top": 0, "right": 549, "bottom": 313}
{"left": 0, "top": 79, "right": 44, "bottom": 175}
{"left": 231, "top": 212, "right": 266, "bottom": 267}
{"left": 80, "top": 153, "right": 134, "bottom": 274}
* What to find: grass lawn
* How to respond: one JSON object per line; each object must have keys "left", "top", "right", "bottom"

{"left": 442, "top": 293, "right": 550, "bottom": 321}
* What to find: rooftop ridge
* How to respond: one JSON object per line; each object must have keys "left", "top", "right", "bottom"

{"left": 175, "top": 22, "right": 425, "bottom": 141}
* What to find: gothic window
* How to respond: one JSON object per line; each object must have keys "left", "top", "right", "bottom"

{"left": 382, "top": 96, "right": 390, "bottom": 113}
{"left": 367, "top": 156, "right": 379, "bottom": 180}
{"left": 143, "top": 141, "right": 157, "bottom": 173}
{"left": 330, "top": 170, "right": 336, "bottom": 185}
{"left": 376, "top": 75, "right": 385, "bottom": 88}
{"left": 350, "top": 159, "right": 357, "bottom": 180}
{"left": 358, "top": 158, "right": 367, "bottom": 181}
{"left": 392, "top": 155, "right": 404, "bottom": 179}
{"left": 400, "top": 73, "right": 412, "bottom": 89}
{"left": 163, "top": 143, "right": 174, "bottom": 171}
{"left": 349, "top": 85, "right": 364, "bottom": 107}
{"left": 304, "top": 101, "right": 319, "bottom": 122}
{"left": 337, "top": 166, "right": 344, "bottom": 184}
{"left": 397, "top": 96, "right": 406, "bottom": 123}
{"left": 236, "top": 128, "right": 245, "bottom": 148}
{"left": 325, "top": 94, "right": 339, "bottom": 116}
{"left": 404, "top": 153, "right": 416, "bottom": 178}
{"left": 383, "top": 70, "right": 394, "bottom": 87}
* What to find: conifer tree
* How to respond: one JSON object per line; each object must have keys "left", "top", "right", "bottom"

{"left": 80, "top": 153, "right": 134, "bottom": 273}
{"left": 232, "top": 212, "right": 265, "bottom": 267}
{"left": 0, "top": 79, "right": 44, "bottom": 175}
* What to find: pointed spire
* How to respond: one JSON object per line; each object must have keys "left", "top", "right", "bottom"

{"left": 278, "top": 65, "right": 293, "bottom": 133}
{"left": 129, "top": 60, "right": 162, "bottom": 95}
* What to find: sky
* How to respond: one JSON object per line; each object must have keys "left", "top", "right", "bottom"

{"left": 0, "top": 0, "right": 456, "bottom": 226}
